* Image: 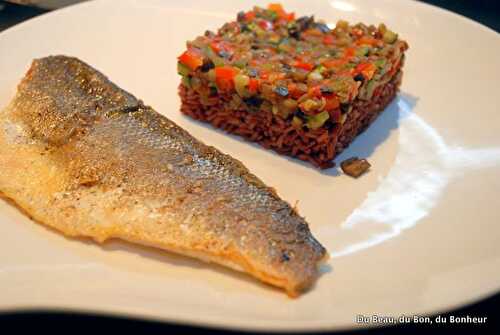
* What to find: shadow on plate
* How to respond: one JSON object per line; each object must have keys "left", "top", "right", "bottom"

{"left": 327, "top": 92, "right": 419, "bottom": 175}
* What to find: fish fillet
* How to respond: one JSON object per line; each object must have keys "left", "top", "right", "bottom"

{"left": 0, "top": 56, "right": 327, "bottom": 296}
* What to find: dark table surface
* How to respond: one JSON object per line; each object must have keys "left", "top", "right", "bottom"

{"left": 0, "top": 0, "right": 499, "bottom": 333}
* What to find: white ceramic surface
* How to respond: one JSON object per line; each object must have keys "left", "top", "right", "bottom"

{"left": 1, "top": 0, "right": 500, "bottom": 331}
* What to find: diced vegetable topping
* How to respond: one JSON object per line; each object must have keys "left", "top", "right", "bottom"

{"left": 383, "top": 30, "right": 398, "bottom": 44}
{"left": 181, "top": 76, "right": 191, "bottom": 89}
{"left": 355, "top": 63, "right": 377, "bottom": 81}
{"left": 355, "top": 46, "right": 370, "bottom": 57}
{"left": 248, "top": 78, "right": 259, "bottom": 93}
{"left": 215, "top": 66, "right": 238, "bottom": 91}
{"left": 340, "top": 157, "right": 371, "bottom": 177}
{"left": 177, "top": 4, "right": 408, "bottom": 130}
{"left": 324, "top": 96, "right": 340, "bottom": 110}
{"left": 178, "top": 49, "right": 203, "bottom": 71}
{"left": 293, "top": 61, "right": 314, "bottom": 71}
{"left": 177, "top": 62, "right": 191, "bottom": 76}
{"left": 234, "top": 73, "right": 250, "bottom": 97}
{"left": 307, "top": 111, "right": 330, "bottom": 129}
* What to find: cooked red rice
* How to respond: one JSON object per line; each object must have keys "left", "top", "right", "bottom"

{"left": 177, "top": 4, "right": 408, "bottom": 168}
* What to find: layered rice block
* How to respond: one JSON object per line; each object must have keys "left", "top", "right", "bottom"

{"left": 178, "top": 4, "right": 408, "bottom": 168}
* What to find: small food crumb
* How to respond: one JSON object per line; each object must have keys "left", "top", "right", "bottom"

{"left": 340, "top": 157, "right": 371, "bottom": 178}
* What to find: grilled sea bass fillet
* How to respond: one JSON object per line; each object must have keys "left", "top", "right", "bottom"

{"left": 0, "top": 56, "right": 327, "bottom": 296}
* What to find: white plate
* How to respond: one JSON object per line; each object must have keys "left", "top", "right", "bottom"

{"left": 1, "top": 0, "right": 500, "bottom": 331}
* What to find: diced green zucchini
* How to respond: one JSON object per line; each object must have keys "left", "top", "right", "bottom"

{"left": 359, "top": 79, "right": 378, "bottom": 100}
{"left": 378, "top": 23, "right": 387, "bottom": 34}
{"left": 355, "top": 46, "right": 370, "bottom": 57}
{"left": 204, "top": 46, "right": 225, "bottom": 67}
{"left": 177, "top": 62, "right": 191, "bottom": 76}
{"left": 366, "top": 79, "right": 377, "bottom": 97}
{"left": 181, "top": 76, "right": 191, "bottom": 89}
{"left": 313, "top": 65, "right": 326, "bottom": 74}
{"left": 248, "top": 22, "right": 258, "bottom": 31}
{"left": 383, "top": 30, "right": 398, "bottom": 44}
{"left": 262, "top": 63, "right": 274, "bottom": 72}
{"left": 306, "top": 111, "right": 330, "bottom": 129}
{"left": 266, "top": 9, "right": 278, "bottom": 21}
{"left": 374, "top": 59, "right": 387, "bottom": 68}
{"left": 248, "top": 22, "right": 266, "bottom": 38}
{"left": 234, "top": 74, "right": 250, "bottom": 97}
{"left": 233, "top": 59, "right": 248, "bottom": 69}
{"left": 207, "top": 69, "right": 216, "bottom": 82}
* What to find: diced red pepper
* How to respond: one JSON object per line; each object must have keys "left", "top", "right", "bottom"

{"left": 267, "top": 3, "right": 294, "bottom": 21}
{"left": 287, "top": 83, "right": 298, "bottom": 98}
{"left": 293, "top": 61, "right": 314, "bottom": 71}
{"left": 285, "top": 12, "right": 295, "bottom": 21}
{"left": 210, "top": 42, "right": 222, "bottom": 54}
{"left": 178, "top": 49, "right": 203, "bottom": 71}
{"left": 267, "top": 3, "right": 284, "bottom": 12}
{"left": 356, "top": 36, "right": 380, "bottom": 46}
{"left": 244, "top": 11, "right": 255, "bottom": 21}
{"left": 258, "top": 19, "right": 273, "bottom": 31}
{"left": 210, "top": 41, "right": 233, "bottom": 55}
{"left": 355, "top": 62, "right": 371, "bottom": 72}
{"left": 324, "top": 96, "right": 340, "bottom": 111}
{"left": 259, "top": 70, "right": 269, "bottom": 80}
{"left": 355, "top": 62, "right": 376, "bottom": 80}
{"left": 215, "top": 66, "right": 238, "bottom": 91}
{"left": 308, "top": 85, "right": 322, "bottom": 97}
{"left": 323, "top": 35, "right": 335, "bottom": 45}
{"left": 344, "top": 47, "right": 356, "bottom": 58}
{"left": 248, "top": 78, "right": 259, "bottom": 93}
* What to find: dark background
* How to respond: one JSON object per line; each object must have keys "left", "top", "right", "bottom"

{"left": 0, "top": 0, "right": 499, "bottom": 333}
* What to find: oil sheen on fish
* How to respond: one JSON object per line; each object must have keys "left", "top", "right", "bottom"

{"left": 0, "top": 56, "right": 327, "bottom": 296}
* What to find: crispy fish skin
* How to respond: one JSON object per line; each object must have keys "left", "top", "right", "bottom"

{"left": 0, "top": 56, "right": 327, "bottom": 296}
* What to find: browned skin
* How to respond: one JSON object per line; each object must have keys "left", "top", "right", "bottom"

{"left": 0, "top": 56, "right": 327, "bottom": 296}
